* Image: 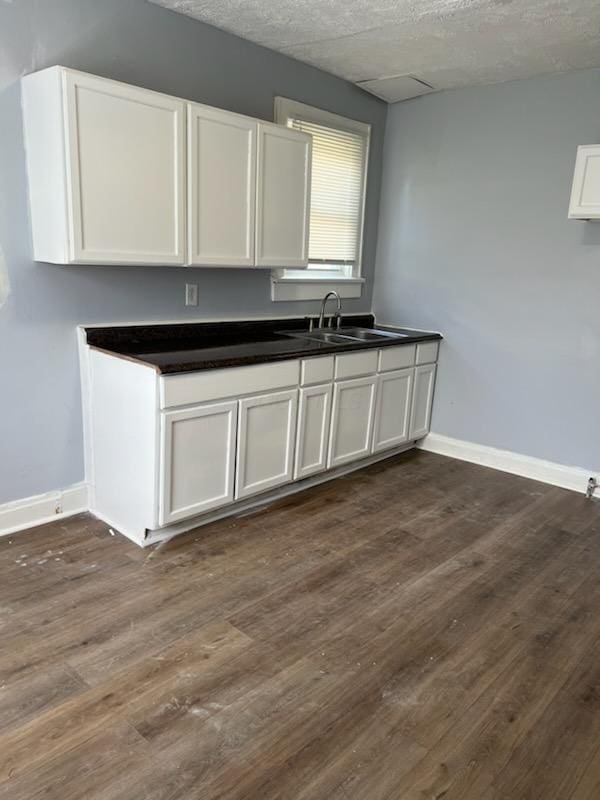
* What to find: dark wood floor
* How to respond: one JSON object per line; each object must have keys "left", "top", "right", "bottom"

{"left": 1, "top": 451, "right": 600, "bottom": 799}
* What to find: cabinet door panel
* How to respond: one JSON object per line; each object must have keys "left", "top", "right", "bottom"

{"left": 409, "top": 364, "right": 437, "bottom": 440}
{"left": 160, "top": 400, "right": 237, "bottom": 525}
{"left": 188, "top": 104, "right": 256, "bottom": 266}
{"left": 256, "top": 123, "right": 311, "bottom": 268}
{"left": 372, "top": 368, "right": 414, "bottom": 453}
{"left": 236, "top": 389, "right": 298, "bottom": 499}
{"left": 64, "top": 71, "right": 186, "bottom": 265}
{"left": 295, "top": 384, "right": 332, "bottom": 480}
{"left": 569, "top": 145, "right": 600, "bottom": 219}
{"left": 328, "top": 376, "right": 376, "bottom": 468}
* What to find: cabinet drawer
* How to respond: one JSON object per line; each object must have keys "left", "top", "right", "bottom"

{"left": 160, "top": 360, "right": 299, "bottom": 408}
{"left": 378, "top": 344, "right": 416, "bottom": 373}
{"left": 300, "top": 356, "right": 334, "bottom": 386}
{"left": 334, "top": 350, "right": 378, "bottom": 380}
{"left": 416, "top": 341, "right": 439, "bottom": 365}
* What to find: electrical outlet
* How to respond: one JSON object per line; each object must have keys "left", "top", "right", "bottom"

{"left": 185, "top": 283, "right": 198, "bottom": 307}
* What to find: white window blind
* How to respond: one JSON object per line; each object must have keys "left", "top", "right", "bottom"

{"left": 285, "top": 116, "right": 368, "bottom": 274}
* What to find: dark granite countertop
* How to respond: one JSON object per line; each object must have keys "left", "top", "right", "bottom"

{"left": 85, "top": 315, "right": 442, "bottom": 375}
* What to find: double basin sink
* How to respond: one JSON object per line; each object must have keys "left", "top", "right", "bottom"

{"left": 284, "top": 327, "right": 410, "bottom": 345}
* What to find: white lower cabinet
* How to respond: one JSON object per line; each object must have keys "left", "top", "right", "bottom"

{"left": 372, "top": 367, "right": 414, "bottom": 453}
{"left": 409, "top": 364, "right": 437, "bottom": 439}
{"left": 159, "top": 400, "right": 237, "bottom": 525}
{"left": 236, "top": 389, "right": 298, "bottom": 499}
{"left": 328, "top": 376, "right": 377, "bottom": 468}
{"left": 87, "top": 343, "right": 440, "bottom": 544}
{"left": 295, "top": 384, "right": 333, "bottom": 480}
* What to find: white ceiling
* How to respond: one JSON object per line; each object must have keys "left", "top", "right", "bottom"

{"left": 149, "top": 0, "right": 600, "bottom": 101}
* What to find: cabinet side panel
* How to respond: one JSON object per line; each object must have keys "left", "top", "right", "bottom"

{"left": 21, "top": 67, "right": 69, "bottom": 263}
{"left": 89, "top": 350, "right": 158, "bottom": 539}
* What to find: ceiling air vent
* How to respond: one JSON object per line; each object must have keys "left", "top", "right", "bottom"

{"left": 357, "top": 75, "right": 435, "bottom": 103}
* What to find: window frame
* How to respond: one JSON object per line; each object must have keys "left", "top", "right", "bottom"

{"left": 271, "top": 97, "right": 371, "bottom": 300}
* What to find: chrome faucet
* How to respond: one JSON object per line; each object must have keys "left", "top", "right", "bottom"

{"left": 318, "top": 291, "right": 342, "bottom": 330}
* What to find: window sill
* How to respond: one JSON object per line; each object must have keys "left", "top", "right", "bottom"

{"left": 270, "top": 275, "right": 365, "bottom": 302}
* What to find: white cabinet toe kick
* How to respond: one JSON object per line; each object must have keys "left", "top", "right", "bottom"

{"left": 83, "top": 341, "right": 439, "bottom": 546}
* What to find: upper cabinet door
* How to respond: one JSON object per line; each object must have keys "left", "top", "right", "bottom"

{"left": 63, "top": 70, "right": 186, "bottom": 264}
{"left": 255, "top": 123, "right": 311, "bottom": 268}
{"left": 569, "top": 145, "right": 600, "bottom": 220}
{"left": 188, "top": 104, "right": 256, "bottom": 266}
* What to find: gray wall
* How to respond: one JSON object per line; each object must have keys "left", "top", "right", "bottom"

{"left": 374, "top": 69, "right": 600, "bottom": 472}
{"left": 0, "top": 0, "right": 386, "bottom": 504}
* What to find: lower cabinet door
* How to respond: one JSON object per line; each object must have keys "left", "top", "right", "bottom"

{"left": 328, "top": 376, "right": 377, "bottom": 468}
{"left": 294, "top": 383, "right": 333, "bottom": 480}
{"left": 236, "top": 389, "right": 298, "bottom": 499}
{"left": 372, "top": 367, "right": 414, "bottom": 453}
{"left": 409, "top": 363, "right": 437, "bottom": 439}
{"left": 159, "top": 400, "right": 237, "bottom": 525}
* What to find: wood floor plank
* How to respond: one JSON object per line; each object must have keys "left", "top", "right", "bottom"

{"left": 0, "top": 451, "right": 599, "bottom": 799}
{"left": 0, "top": 620, "right": 251, "bottom": 781}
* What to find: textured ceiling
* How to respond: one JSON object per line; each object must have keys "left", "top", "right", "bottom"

{"left": 149, "top": 0, "right": 600, "bottom": 99}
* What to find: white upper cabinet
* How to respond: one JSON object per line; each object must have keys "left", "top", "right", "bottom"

{"left": 22, "top": 67, "right": 186, "bottom": 265}
{"left": 256, "top": 123, "right": 311, "bottom": 268}
{"left": 569, "top": 145, "right": 600, "bottom": 220}
{"left": 22, "top": 67, "right": 312, "bottom": 267}
{"left": 188, "top": 104, "right": 256, "bottom": 266}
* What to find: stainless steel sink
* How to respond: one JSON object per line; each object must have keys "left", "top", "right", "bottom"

{"left": 283, "top": 326, "right": 410, "bottom": 345}
{"left": 338, "top": 327, "right": 409, "bottom": 341}
{"left": 287, "top": 330, "right": 355, "bottom": 344}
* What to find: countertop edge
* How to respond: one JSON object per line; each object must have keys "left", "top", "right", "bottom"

{"left": 90, "top": 331, "right": 443, "bottom": 375}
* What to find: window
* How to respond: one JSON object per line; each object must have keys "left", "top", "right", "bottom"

{"left": 272, "top": 98, "right": 370, "bottom": 300}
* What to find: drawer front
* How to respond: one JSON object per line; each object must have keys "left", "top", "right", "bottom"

{"left": 160, "top": 360, "right": 300, "bottom": 408}
{"left": 416, "top": 341, "right": 439, "bottom": 365}
{"left": 378, "top": 344, "right": 416, "bottom": 373}
{"left": 300, "top": 356, "right": 334, "bottom": 386}
{"left": 334, "top": 350, "right": 378, "bottom": 381}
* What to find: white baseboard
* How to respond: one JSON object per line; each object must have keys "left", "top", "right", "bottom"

{"left": 419, "top": 432, "right": 596, "bottom": 495}
{"left": 0, "top": 483, "right": 89, "bottom": 538}
{"left": 2, "top": 436, "right": 595, "bottom": 541}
